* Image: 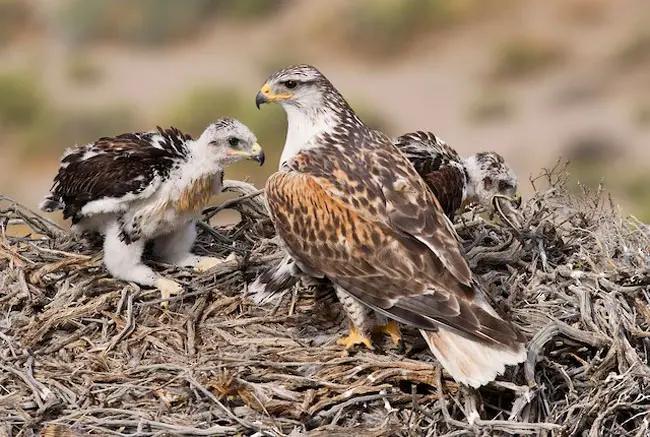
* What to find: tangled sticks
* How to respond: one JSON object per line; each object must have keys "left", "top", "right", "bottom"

{"left": 1, "top": 163, "right": 649, "bottom": 436}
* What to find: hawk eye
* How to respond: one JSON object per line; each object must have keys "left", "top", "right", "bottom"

{"left": 498, "top": 180, "right": 512, "bottom": 192}
{"left": 284, "top": 80, "right": 297, "bottom": 89}
{"left": 228, "top": 137, "right": 239, "bottom": 147}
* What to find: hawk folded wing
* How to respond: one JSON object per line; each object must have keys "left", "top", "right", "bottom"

{"left": 265, "top": 136, "right": 521, "bottom": 346}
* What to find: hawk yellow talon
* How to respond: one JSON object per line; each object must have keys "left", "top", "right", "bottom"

{"left": 154, "top": 277, "right": 183, "bottom": 309}
{"left": 374, "top": 320, "right": 402, "bottom": 346}
{"left": 337, "top": 324, "right": 374, "bottom": 350}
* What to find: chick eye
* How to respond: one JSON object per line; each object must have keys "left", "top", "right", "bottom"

{"left": 228, "top": 137, "right": 240, "bottom": 147}
{"left": 283, "top": 80, "right": 297, "bottom": 89}
{"left": 498, "top": 180, "right": 512, "bottom": 192}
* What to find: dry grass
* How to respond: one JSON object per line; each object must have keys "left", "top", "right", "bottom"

{"left": 1, "top": 165, "right": 650, "bottom": 436}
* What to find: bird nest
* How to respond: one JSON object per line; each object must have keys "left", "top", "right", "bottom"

{"left": 1, "top": 162, "right": 649, "bottom": 437}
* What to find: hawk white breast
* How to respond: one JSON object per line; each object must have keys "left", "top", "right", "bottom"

{"left": 40, "top": 118, "right": 264, "bottom": 307}
{"left": 255, "top": 64, "right": 527, "bottom": 388}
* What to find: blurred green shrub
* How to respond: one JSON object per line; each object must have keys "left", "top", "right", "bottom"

{"left": 226, "top": 0, "right": 284, "bottom": 20}
{"left": 467, "top": 92, "right": 513, "bottom": 123}
{"left": 572, "top": 166, "right": 650, "bottom": 223}
{"left": 569, "top": 161, "right": 607, "bottom": 190}
{"left": 0, "top": 68, "right": 135, "bottom": 156}
{"left": 21, "top": 106, "right": 136, "bottom": 155}
{"left": 0, "top": 72, "right": 46, "bottom": 129}
{"left": 0, "top": 0, "right": 32, "bottom": 46}
{"left": 260, "top": 49, "right": 312, "bottom": 77}
{"left": 66, "top": 55, "right": 104, "bottom": 85}
{"left": 620, "top": 174, "right": 650, "bottom": 222}
{"left": 616, "top": 28, "right": 650, "bottom": 69}
{"left": 634, "top": 103, "right": 650, "bottom": 127}
{"left": 335, "top": 0, "right": 495, "bottom": 58}
{"left": 491, "top": 37, "right": 565, "bottom": 80}
{"left": 352, "top": 101, "right": 391, "bottom": 133}
{"left": 57, "top": 0, "right": 288, "bottom": 48}
{"left": 565, "top": 132, "right": 650, "bottom": 222}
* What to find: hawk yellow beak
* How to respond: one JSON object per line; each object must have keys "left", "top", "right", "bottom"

{"left": 255, "top": 83, "right": 293, "bottom": 109}
{"left": 227, "top": 143, "right": 265, "bottom": 166}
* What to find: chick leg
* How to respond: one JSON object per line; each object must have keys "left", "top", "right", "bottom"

{"left": 335, "top": 287, "right": 374, "bottom": 350}
{"left": 103, "top": 221, "right": 182, "bottom": 309}
{"left": 153, "top": 220, "right": 223, "bottom": 273}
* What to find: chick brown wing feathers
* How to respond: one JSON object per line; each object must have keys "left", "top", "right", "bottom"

{"left": 50, "top": 127, "right": 188, "bottom": 221}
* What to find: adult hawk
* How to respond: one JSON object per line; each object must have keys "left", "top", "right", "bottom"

{"left": 40, "top": 118, "right": 265, "bottom": 307}
{"left": 251, "top": 132, "right": 523, "bottom": 305}
{"left": 254, "top": 64, "right": 526, "bottom": 387}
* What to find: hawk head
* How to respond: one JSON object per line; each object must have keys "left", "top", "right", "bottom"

{"left": 463, "top": 151, "right": 522, "bottom": 228}
{"left": 197, "top": 118, "right": 265, "bottom": 166}
{"left": 255, "top": 64, "right": 347, "bottom": 113}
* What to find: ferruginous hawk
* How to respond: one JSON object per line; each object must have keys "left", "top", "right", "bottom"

{"left": 40, "top": 118, "right": 265, "bottom": 307}
{"left": 250, "top": 132, "right": 523, "bottom": 304}
{"left": 254, "top": 64, "right": 526, "bottom": 387}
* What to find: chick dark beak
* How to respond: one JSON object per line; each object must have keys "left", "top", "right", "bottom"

{"left": 255, "top": 91, "right": 268, "bottom": 110}
{"left": 250, "top": 143, "right": 265, "bottom": 166}
{"left": 253, "top": 150, "right": 265, "bottom": 166}
{"left": 492, "top": 195, "right": 523, "bottom": 231}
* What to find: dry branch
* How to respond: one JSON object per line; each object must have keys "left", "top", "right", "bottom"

{"left": 1, "top": 170, "right": 649, "bottom": 436}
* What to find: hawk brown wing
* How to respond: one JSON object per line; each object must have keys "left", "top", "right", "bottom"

{"left": 288, "top": 127, "right": 471, "bottom": 288}
{"left": 265, "top": 135, "right": 522, "bottom": 347}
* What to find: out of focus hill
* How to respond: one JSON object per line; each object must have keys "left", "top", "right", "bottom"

{"left": 1, "top": 0, "right": 649, "bottom": 223}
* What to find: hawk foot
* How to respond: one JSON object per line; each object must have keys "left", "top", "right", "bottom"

{"left": 374, "top": 320, "right": 402, "bottom": 346}
{"left": 337, "top": 323, "right": 374, "bottom": 350}
{"left": 154, "top": 277, "right": 184, "bottom": 309}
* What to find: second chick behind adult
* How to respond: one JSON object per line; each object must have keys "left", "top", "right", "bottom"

{"left": 393, "top": 130, "right": 522, "bottom": 227}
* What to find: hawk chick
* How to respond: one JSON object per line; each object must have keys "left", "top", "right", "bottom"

{"left": 40, "top": 118, "right": 264, "bottom": 306}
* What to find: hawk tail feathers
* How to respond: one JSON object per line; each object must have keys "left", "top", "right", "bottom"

{"left": 248, "top": 255, "right": 299, "bottom": 305}
{"left": 420, "top": 328, "right": 526, "bottom": 388}
{"left": 39, "top": 194, "right": 63, "bottom": 213}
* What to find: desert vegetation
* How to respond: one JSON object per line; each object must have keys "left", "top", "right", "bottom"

{"left": 56, "top": 0, "right": 289, "bottom": 48}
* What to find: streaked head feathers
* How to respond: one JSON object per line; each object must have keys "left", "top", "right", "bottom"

{"left": 198, "top": 118, "right": 264, "bottom": 166}
{"left": 256, "top": 64, "right": 349, "bottom": 113}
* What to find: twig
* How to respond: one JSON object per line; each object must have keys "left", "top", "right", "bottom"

{"left": 104, "top": 291, "right": 136, "bottom": 353}
{"left": 203, "top": 189, "right": 265, "bottom": 220}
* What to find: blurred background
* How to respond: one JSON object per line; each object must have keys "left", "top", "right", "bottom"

{"left": 1, "top": 0, "right": 649, "bottom": 225}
